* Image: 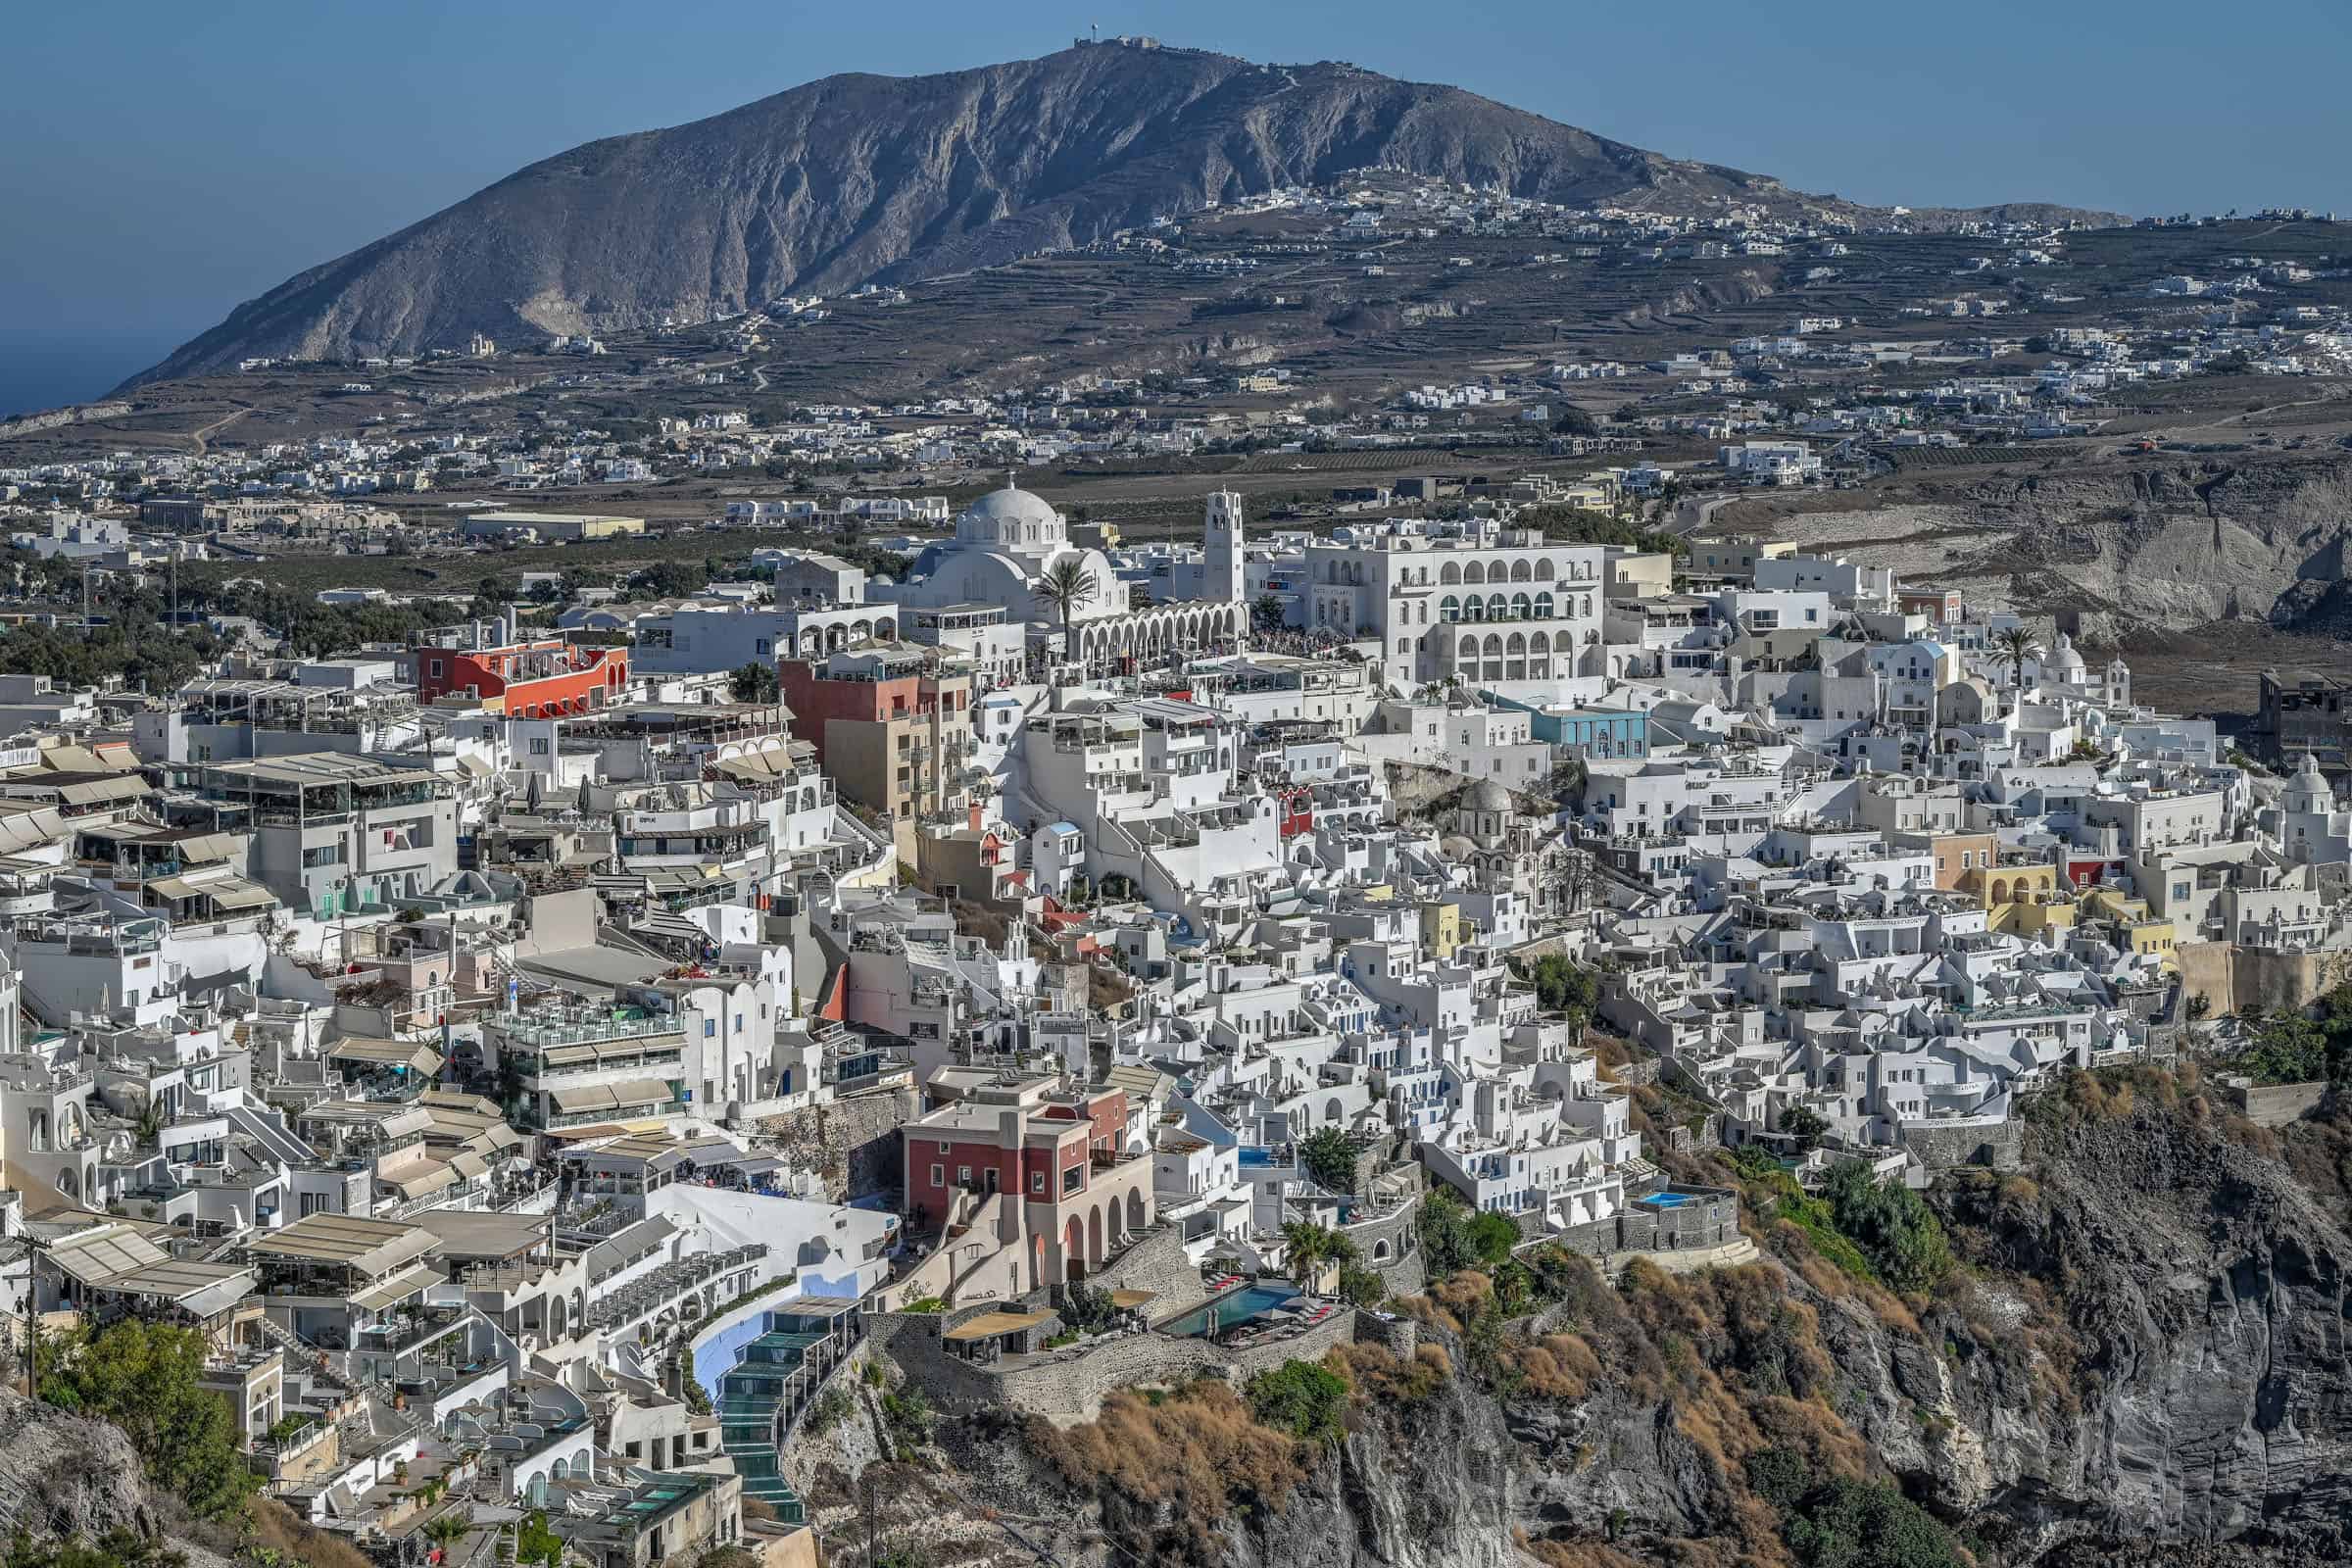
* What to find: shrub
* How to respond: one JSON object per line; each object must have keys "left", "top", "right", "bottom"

{"left": 1326, "top": 1343, "right": 1450, "bottom": 1405}
{"left": 1245, "top": 1359, "right": 1349, "bottom": 1444}
{"left": 1780, "top": 1477, "right": 1967, "bottom": 1568}
{"left": 1043, "top": 1381, "right": 1313, "bottom": 1555}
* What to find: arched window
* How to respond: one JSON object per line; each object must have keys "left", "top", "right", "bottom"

{"left": 1509, "top": 559, "right": 1534, "bottom": 582}
{"left": 1536, "top": 559, "right": 1556, "bottom": 581}
{"left": 1463, "top": 561, "right": 1486, "bottom": 585}
{"left": 1534, "top": 592, "right": 1555, "bottom": 619}
{"left": 1440, "top": 562, "right": 1461, "bottom": 585}
{"left": 1511, "top": 592, "right": 1533, "bottom": 621}
{"left": 1440, "top": 595, "right": 1462, "bottom": 623}
{"left": 1486, "top": 592, "right": 1509, "bottom": 621}
{"left": 1461, "top": 596, "right": 1485, "bottom": 623}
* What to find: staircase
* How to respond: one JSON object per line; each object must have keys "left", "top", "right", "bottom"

{"left": 711, "top": 1308, "right": 863, "bottom": 1526}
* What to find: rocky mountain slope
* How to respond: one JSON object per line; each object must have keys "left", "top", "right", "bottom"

{"left": 128, "top": 43, "right": 2105, "bottom": 388}
{"left": 810, "top": 1078, "right": 2352, "bottom": 1567}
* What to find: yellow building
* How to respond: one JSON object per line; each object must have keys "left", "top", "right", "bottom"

{"left": 1418, "top": 901, "right": 1462, "bottom": 961}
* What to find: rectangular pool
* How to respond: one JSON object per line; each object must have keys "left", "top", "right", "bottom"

{"left": 1638, "top": 1191, "right": 1699, "bottom": 1208}
{"left": 1159, "top": 1282, "right": 1301, "bottom": 1339}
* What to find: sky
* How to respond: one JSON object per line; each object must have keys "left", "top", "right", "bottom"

{"left": 5, "top": 0, "right": 2348, "bottom": 414}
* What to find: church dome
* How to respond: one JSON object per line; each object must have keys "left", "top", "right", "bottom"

{"left": 2045, "top": 633, "right": 2084, "bottom": 675}
{"left": 958, "top": 483, "right": 1060, "bottom": 530}
{"left": 1463, "top": 778, "right": 1514, "bottom": 812}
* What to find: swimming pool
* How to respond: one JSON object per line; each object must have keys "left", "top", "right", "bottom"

{"left": 1638, "top": 1191, "right": 1699, "bottom": 1208}
{"left": 1159, "top": 1282, "right": 1301, "bottom": 1339}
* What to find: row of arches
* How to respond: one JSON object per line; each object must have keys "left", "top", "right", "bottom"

{"left": 1439, "top": 627, "right": 1605, "bottom": 682}
{"left": 1320, "top": 556, "right": 1601, "bottom": 587}
{"left": 1437, "top": 591, "right": 1598, "bottom": 623}
{"left": 1070, "top": 603, "right": 1245, "bottom": 668}
{"left": 781, "top": 618, "right": 898, "bottom": 657}
{"left": 1036, "top": 1185, "right": 1152, "bottom": 1284}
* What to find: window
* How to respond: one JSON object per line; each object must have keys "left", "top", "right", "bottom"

{"left": 956, "top": 1165, "right": 972, "bottom": 1186}
{"left": 704, "top": 1020, "right": 716, "bottom": 1038}
{"left": 1062, "top": 1164, "right": 1084, "bottom": 1195}
{"left": 530, "top": 738, "right": 550, "bottom": 756}
{"left": 1031, "top": 1170, "right": 1046, "bottom": 1195}
{"left": 929, "top": 1164, "right": 944, "bottom": 1187}
{"left": 429, "top": 659, "right": 445, "bottom": 677}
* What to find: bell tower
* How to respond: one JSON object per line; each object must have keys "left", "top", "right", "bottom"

{"left": 1202, "top": 490, "right": 1245, "bottom": 603}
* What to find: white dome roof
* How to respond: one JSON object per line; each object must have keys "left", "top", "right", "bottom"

{"left": 959, "top": 484, "right": 1059, "bottom": 528}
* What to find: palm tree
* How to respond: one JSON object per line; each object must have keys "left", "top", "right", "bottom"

{"left": 422, "top": 1512, "right": 470, "bottom": 1563}
{"left": 1282, "top": 1220, "right": 1357, "bottom": 1287}
{"left": 1992, "top": 625, "right": 2040, "bottom": 692}
{"left": 1034, "top": 559, "right": 1101, "bottom": 664}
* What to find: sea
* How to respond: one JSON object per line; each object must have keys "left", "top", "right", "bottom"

{"left": 0, "top": 327, "right": 193, "bottom": 419}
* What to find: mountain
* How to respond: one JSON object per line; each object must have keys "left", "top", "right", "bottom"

{"left": 126, "top": 43, "right": 1946, "bottom": 389}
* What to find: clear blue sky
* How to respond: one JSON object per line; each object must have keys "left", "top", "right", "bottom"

{"left": 4, "top": 0, "right": 2347, "bottom": 410}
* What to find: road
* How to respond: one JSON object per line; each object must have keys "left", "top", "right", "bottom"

{"left": 1667, "top": 492, "right": 1735, "bottom": 539}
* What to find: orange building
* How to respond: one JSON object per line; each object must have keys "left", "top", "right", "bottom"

{"left": 417, "top": 637, "right": 627, "bottom": 716}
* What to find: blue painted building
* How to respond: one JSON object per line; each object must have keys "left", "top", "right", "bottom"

{"left": 1490, "top": 695, "right": 1650, "bottom": 760}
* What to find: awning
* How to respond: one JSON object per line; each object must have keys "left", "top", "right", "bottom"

{"left": 449, "top": 1152, "right": 490, "bottom": 1181}
{"left": 1107, "top": 1290, "right": 1158, "bottom": 1310}
{"left": 349, "top": 1261, "right": 444, "bottom": 1313}
{"left": 55, "top": 777, "right": 148, "bottom": 807}
{"left": 609, "top": 1078, "right": 672, "bottom": 1108}
{"left": 943, "top": 1309, "right": 1052, "bottom": 1343}
{"left": 172, "top": 832, "right": 238, "bottom": 864}
{"left": 551, "top": 1085, "right": 619, "bottom": 1114}
{"left": 329, "top": 1039, "right": 444, "bottom": 1074}
{"left": 201, "top": 879, "right": 276, "bottom": 911}
{"left": 383, "top": 1162, "right": 456, "bottom": 1200}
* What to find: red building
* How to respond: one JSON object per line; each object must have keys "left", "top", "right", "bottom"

{"left": 901, "top": 1080, "right": 1152, "bottom": 1288}
{"left": 416, "top": 637, "right": 627, "bottom": 716}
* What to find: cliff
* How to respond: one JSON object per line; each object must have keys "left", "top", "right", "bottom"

{"left": 819, "top": 1079, "right": 2352, "bottom": 1567}
{"left": 1729, "top": 452, "right": 2352, "bottom": 636}
{"left": 0, "top": 1387, "right": 235, "bottom": 1567}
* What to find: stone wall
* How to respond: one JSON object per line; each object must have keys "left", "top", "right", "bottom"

{"left": 871, "top": 1300, "right": 1360, "bottom": 1422}
{"left": 2178, "top": 941, "right": 2352, "bottom": 1020}
{"left": 1088, "top": 1222, "right": 1212, "bottom": 1318}
{"left": 2230, "top": 1080, "right": 2330, "bottom": 1129}
{"left": 1899, "top": 1118, "right": 2024, "bottom": 1173}
{"left": 759, "top": 1090, "right": 913, "bottom": 1202}
{"left": 1541, "top": 1188, "right": 1740, "bottom": 1257}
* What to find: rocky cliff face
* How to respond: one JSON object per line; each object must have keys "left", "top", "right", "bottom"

{"left": 837, "top": 1090, "right": 2352, "bottom": 1567}
{"left": 0, "top": 1388, "right": 233, "bottom": 1566}
{"left": 128, "top": 43, "right": 2112, "bottom": 389}
{"left": 1740, "top": 454, "right": 2352, "bottom": 637}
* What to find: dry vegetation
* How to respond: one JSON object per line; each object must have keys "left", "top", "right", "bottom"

{"left": 1040, "top": 1379, "right": 1315, "bottom": 1559}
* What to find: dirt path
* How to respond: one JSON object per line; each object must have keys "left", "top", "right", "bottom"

{"left": 186, "top": 408, "right": 246, "bottom": 455}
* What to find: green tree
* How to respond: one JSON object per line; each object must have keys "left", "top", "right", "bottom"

{"left": 727, "top": 661, "right": 780, "bottom": 704}
{"left": 514, "top": 1510, "right": 564, "bottom": 1568}
{"left": 1297, "top": 1126, "right": 1359, "bottom": 1194}
{"left": 1034, "top": 559, "right": 1102, "bottom": 663}
{"left": 1244, "top": 1359, "right": 1348, "bottom": 1444}
{"left": 1513, "top": 954, "right": 1598, "bottom": 1025}
{"left": 1819, "top": 1163, "right": 1951, "bottom": 1296}
{"left": 1251, "top": 591, "right": 1286, "bottom": 631}
{"left": 34, "top": 1319, "right": 255, "bottom": 1521}
{"left": 633, "top": 560, "right": 709, "bottom": 600}
{"left": 1780, "top": 1105, "right": 1829, "bottom": 1153}
{"left": 1336, "top": 1264, "right": 1387, "bottom": 1308}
